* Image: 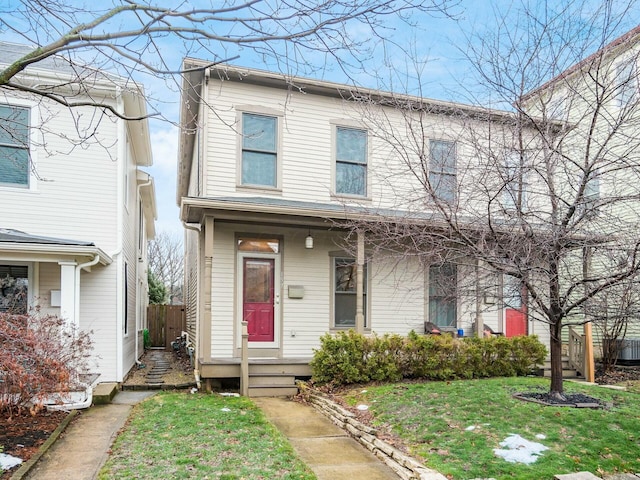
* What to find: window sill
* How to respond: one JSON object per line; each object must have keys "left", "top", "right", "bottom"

{"left": 330, "top": 327, "right": 371, "bottom": 332}
{"left": 236, "top": 184, "right": 282, "bottom": 195}
{"left": 331, "top": 193, "right": 372, "bottom": 202}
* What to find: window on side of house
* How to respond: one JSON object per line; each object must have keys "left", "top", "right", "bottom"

{"left": 0, "top": 265, "right": 28, "bottom": 314}
{"left": 580, "top": 168, "right": 600, "bottom": 216}
{"left": 335, "top": 126, "right": 367, "bottom": 196}
{"left": 429, "top": 140, "right": 456, "bottom": 203}
{"left": 241, "top": 113, "right": 278, "bottom": 187}
{"left": 333, "top": 257, "right": 367, "bottom": 328}
{"left": 503, "top": 151, "right": 527, "bottom": 211}
{"left": 428, "top": 263, "right": 457, "bottom": 328}
{"left": 616, "top": 60, "right": 636, "bottom": 107}
{"left": 0, "top": 104, "right": 30, "bottom": 188}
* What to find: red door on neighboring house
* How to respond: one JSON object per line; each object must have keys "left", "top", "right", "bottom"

{"left": 504, "top": 275, "right": 527, "bottom": 337}
{"left": 242, "top": 258, "right": 275, "bottom": 342}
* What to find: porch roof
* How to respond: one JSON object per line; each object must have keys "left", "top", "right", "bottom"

{"left": 0, "top": 229, "right": 112, "bottom": 265}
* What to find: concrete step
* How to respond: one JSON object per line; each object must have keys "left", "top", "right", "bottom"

{"left": 92, "top": 382, "right": 118, "bottom": 405}
{"left": 555, "top": 472, "right": 602, "bottom": 479}
{"left": 249, "top": 374, "right": 296, "bottom": 386}
{"left": 543, "top": 369, "right": 579, "bottom": 378}
{"left": 248, "top": 385, "right": 299, "bottom": 397}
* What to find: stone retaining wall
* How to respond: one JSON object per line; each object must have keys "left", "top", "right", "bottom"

{"left": 308, "top": 393, "right": 447, "bottom": 480}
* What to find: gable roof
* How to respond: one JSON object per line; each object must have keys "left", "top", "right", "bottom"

{"left": 522, "top": 25, "right": 640, "bottom": 101}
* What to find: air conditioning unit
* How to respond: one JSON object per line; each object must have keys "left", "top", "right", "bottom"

{"left": 614, "top": 338, "right": 640, "bottom": 364}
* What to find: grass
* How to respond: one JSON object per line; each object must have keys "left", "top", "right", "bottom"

{"left": 97, "top": 391, "right": 316, "bottom": 480}
{"left": 341, "top": 377, "right": 640, "bottom": 479}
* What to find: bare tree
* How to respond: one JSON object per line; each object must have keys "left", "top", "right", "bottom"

{"left": 0, "top": 0, "right": 454, "bottom": 120}
{"left": 148, "top": 231, "right": 184, "bottom": 304}
{"left": 341, "top": 0, "right": 640, "bottom": 398}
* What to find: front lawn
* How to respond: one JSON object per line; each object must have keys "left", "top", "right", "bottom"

{"left": 98, "top": 392, "right": 316, "bottom": 480}
{"left": 340, "top": 377, "right": 640, "bottom": 479}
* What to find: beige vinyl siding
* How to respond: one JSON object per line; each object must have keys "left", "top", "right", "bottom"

{"left": 210, "top": 226, "right": 236, "bottom": 358}
{"left": 0, "top": 99, "right": 119, "bottom": 251}
{"left": 37, "top": 262, "right": 61, "bottom": 317}
{"left": 184, "top": 228, "right": 199, "bottom": 351}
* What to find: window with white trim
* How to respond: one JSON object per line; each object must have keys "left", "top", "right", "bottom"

{"left": 0, "top": 264, "right": 28, "bottom": 314}
{"left": 616, "top": 60, "right": 637, "bottom": 107}
{"left": 333, "top": 257, "right": 367, "bottom": 328}
{"left": 428, "top": 263, "right": 457, "bottom": 328}
{"left": 0, "top": 104, "right": 30, "bottom": 188}
{"left": 335, "top": 126, "right": 367, "bottom": 196}
{"left": 580, "top": 168, "right": 600, "bottom": 216}
{"left": 503, "top": 151, "right": 527, "bottom": 211}
{"left": 429, "top": 140, "right": 456, "bottom": 203}
{"left": 241, "top": 113, "right": 278, "bottom": 187}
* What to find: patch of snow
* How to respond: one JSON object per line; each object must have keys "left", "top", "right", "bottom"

{"left": 465, "top": 425, "right": 477, "bottom": 431}
{"left": 356, "top": 404, "right": 369, "bottom": 411}
{"left": 190, "top": 387, "right": 198, "bottom": 394}
{"left": 219, "top": 392, "right": 240, "bottom": 397}
{"left": 0, "top": 453, "right": 22, "bottom": 471}
{"left": 361, "top": 390, "right": 368, "bottom": 393}
{"left": 220, "top": 407, "right": 231, "bottom": 412}
{"left": 535, "top": 434, "right": 546, "bottom": 440}
{"left": 494, "top": 434, "right": 548, "bottom": 464}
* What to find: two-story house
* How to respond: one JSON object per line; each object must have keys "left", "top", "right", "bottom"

{"left": 0, "top": 43, "right": 156, "bottom": 384}
{"left": 178, "top": 61, "right": 551, "bottom": 394}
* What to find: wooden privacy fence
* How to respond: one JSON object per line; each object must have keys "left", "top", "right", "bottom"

{"left": 147, "top": 304, "right": 186, "bottom": 350}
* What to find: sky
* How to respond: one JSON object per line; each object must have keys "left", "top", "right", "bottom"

{"left": 2, "top": 0, "right": 640, "bottom": 236}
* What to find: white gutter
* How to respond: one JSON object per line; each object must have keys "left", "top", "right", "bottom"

{"left": 135, "top": 175, "right": 153, "bottom": 367}
{"left": 74, "top": 254, "right": 100, "bottom": 334}
{"left": 114, "top": 87, "right": 126, "bottom": 382}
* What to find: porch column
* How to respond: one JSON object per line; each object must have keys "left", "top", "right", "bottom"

{"left": 582, "top": 247, "right": 595, "bottom": 382}
{"left": 58, "top": 261, "right": 77, "bottom": 333}
{"left": 355, "top": 229, "right": 365, "bottom": 334}
{"left": 200, "top": 217, "right": 213, "bottom": 362}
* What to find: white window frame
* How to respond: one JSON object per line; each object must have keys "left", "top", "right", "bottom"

{"left": 333, "top": 125, "right": 368, "bottom": 197}
{"left": 236, "top": 108, "right": 283, "bottom": 191}
{"left": 503, "top": 150, "right": 528, "bottom": 212}
{"left": 330, "top": 255, "right": 369, "bottom": 330}
{"left": 429, "top": 140, "right": 456, "bottom": 204}
{"left": 616, "top": 59, "right": 637, "bottom": 108}
{"left": 428, "top": 262, "right": 457, "bottom": 328}
{"left": 0, "top": 99, "right": 38, "bottom": 191}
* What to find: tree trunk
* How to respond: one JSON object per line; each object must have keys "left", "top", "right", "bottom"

{"left": 549, "top": 319, "right": 565, "bottom": 398}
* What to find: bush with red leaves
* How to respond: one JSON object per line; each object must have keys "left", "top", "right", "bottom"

{"left": 0, "top": 311, "right": 93, "bottom": 416}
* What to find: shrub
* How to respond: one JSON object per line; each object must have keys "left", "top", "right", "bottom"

{"left": 310, "top": 330, "right": 547, "bottom": 386}
{"left": 0, "top": 311, "right": 93, "bottom": 416}
{"left": 143, "top": 328, "right": 151, "bottom": 349}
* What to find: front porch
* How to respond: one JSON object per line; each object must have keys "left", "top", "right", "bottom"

{"left": 198, "top": 357, "right": 312, "bottom": 397}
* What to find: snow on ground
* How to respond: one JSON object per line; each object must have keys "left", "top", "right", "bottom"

{"left": 0, "top": 453, "right": 22, "bottom": 471}
{"left": 494, "top": 434, "right": 549, "bottom": 464}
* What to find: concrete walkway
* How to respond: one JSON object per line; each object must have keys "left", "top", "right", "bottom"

{"left": 24, "top": 391, "right": 155, "bottom": 480}
{"left": 254, "top": 397, "right": 400, "bottom": 480}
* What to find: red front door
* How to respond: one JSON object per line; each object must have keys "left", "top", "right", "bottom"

{"left": 504, "top": 276, "right": 527, "bottom": 337}
{"left": 243, "top": 258, "right": 275, "bottom": 342}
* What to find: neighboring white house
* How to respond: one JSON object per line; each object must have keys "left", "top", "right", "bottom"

{"left": 177, "top": 61, "right": 548, "bottom": 392}
{"left": 0, "top": 43, "right": 156, "bottom": 383}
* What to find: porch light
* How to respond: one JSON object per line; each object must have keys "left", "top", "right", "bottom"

{"left": 305, "top": 230, "right": 314, "bottom": 249}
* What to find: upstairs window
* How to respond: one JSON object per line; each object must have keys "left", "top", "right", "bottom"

{"left": 241, "top": 113, "right": 277, "bottom": 187}
{"left": 333, "top": 257, "right": 367, "bottom": 328}
{"left": 0, "top": 104, "right": 30, "bottom": 188}
{"left": 503, "top": 151, "right": 527, "bottom": 211}
{"left": 335, "top": 127, "right": 367, "bottom": 196}
{"left": 580, "top": 168, "right": 600, "bottom": 216}
{"left": 429, "top": 263, "right": 457, "bottom": 328}
{"left": 616, "top": 60, "right": 636, "bottom": 108}
{"left": 429, "top": 140, "right": 456, "bottom": 203}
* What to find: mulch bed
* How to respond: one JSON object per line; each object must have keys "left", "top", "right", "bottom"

{"left": 0, "top": 409, "right": 71, "bottom": 479}
{"left": 514, "top": 392, "right": 603, "bottom": 407}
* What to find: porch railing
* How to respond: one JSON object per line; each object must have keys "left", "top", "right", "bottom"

{"left": 568, "top": 327, "right": 585, "bottom": 376}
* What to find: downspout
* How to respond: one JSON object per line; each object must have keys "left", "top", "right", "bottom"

{"left": 182, "top": 221, "right": 202, "bottom": 388}
{"left": 113, "top": 87, "right": 126, "bottom": 382}
{"left": 136, "top": 175, "right": 153, "bottom": 368}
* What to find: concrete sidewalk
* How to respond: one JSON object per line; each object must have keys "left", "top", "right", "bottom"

{"left": 24, "top": 391, "right": 155, "bottom": 480}
{"left": 254, "top": 397, "right": 400, "bottom": 480}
